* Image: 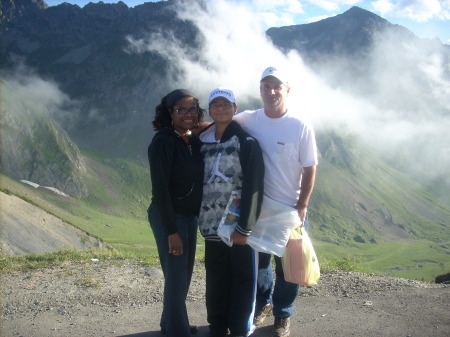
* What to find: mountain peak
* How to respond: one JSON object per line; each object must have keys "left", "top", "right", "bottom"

{"left": 1, "top": 0, "right": 47, "bottom": 22}
{"left": 346, "top": 6, "right": 379, "bottom": 15}
{"left": 84, "top": 0, "right": 129, "bottom": 8}
{"left": 83, "top": 1, "right": 129, "bottom": 18}
{"left": 327, "top": 5, "right": 390, "bottom": 31}
{"left": 266, "top": 5, "right": 417, "bottom": 59}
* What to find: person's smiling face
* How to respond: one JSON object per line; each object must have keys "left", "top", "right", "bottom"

{"left": 209, "top": 97, "right": 236, "bottom": 125}
{"left": 170, "top": 96, "right": 198, "bottom": 134}
{"left": 260, "top": 76, "right": 290, "bottom": 111}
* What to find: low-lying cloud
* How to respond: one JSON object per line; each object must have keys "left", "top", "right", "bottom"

{"left": 372, "top": 0, "right": 450, "bottom": 22}
{"left": 126, "top": 0, "right": 450, "bottom": 186}
{"left": 2, "top": 64, "right": 105, "bottom": 130}
{"left": 4, "top": 64, "right": 70, "bottom": 111}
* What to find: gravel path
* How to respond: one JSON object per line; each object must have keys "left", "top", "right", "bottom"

{"left": 1, "top": 260, "right": 449, "bottom": 337}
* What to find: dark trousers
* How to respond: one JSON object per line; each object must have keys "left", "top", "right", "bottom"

{"left": 205, "top": 240, "right": 258, "bottom": 336}
{"left": 148, "top": 203, "right": 198, "bottom": 337}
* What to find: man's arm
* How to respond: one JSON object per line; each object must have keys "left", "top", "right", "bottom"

{"left": 296, "top": 165, "right": 316, "bottom": 225}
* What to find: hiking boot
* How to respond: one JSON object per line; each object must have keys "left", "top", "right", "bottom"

{"left": 272, "top": 317, "right": 290, "bottom": 337}
{"left": 253, "top": 303, "right": 273, "bottom": 326}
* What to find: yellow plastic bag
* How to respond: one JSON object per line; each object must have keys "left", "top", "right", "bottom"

{"left": 281, "top": 227, "right": 320, "bottom": 286}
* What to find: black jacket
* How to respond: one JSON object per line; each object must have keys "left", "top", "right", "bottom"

{"left": 148, "top": 128, "right": 203, "bottom": 234}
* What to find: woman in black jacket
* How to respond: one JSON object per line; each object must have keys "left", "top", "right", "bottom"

{"left": 147, "top": 89, "right": 205, "bottom": 337}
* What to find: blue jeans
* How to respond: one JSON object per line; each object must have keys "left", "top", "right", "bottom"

{"left": 256, "top": 217, "right": 309, "bottom": 318}
{"left": 148, "top": 203, "right": 198, "bottom": 337}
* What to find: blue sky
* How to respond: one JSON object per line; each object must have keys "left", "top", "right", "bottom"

{"left": 45, "top": 0, "right": 450, "bottom": 44}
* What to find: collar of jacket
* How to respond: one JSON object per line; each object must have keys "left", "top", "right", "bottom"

{"left": 199, "top": 120, "right": 242, "bottom": 143}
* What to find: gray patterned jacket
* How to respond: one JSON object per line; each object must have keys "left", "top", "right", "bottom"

{"left": 198, "top": 121, "right": 265, "bottom": 241}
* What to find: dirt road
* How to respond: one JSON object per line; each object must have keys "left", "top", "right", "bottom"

{"left": 2, "top": 260, "right": 449, "bottom": 337}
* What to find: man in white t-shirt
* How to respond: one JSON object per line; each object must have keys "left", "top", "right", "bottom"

{"left": 233, "top": 66, "right": 318, "bottom": 337}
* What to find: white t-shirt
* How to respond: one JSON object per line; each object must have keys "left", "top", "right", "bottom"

{"left": 234, "top": 108, "right": 318, "bottom": 207}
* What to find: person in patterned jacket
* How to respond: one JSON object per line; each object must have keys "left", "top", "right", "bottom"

{"left": 198, "top": 88, "right": 265, "bottom": 337}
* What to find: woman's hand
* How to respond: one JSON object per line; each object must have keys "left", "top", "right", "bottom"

{"left": 231, "top": 231, "right": 248, "bottom": 245}
{"left": 168, "top": 233, "right": 183, "bottom": 255}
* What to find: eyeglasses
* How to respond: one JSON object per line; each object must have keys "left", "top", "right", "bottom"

{"left": 173, "top": 106, "right": 199, "bottom": 115}
{"left": 209, "top": 103, "right": 234, "bottom": 110}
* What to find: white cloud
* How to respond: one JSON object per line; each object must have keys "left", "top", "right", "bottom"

{"left": 126, "top": 0, "right": 450, "bottom": 183}
{"left": 5, "top": 65, "right": 70, "bottom": 109}
{"left": 251, "top": 0, "right": 305, "bottom": 13}
{"left": 239, "top": 0, "right": 358, "bottom": 25}
{"left": 236, "top": 0, "right": 305, "bottom": 27}
{"left": 260, "top": 11, "right": 297, "bottom": 27}
{"left": 306, "top": 0, "right": 360, "bottom": 11}
{"left": 2, "top": 64, "right": 103, "bottom": 128}
{"left": 371, "top": 0, "right": 394, "bottom": 14}
{"left": 371, "top": 0, "right": 450, "bottom": 22}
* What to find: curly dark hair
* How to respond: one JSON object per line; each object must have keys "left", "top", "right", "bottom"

{"left": 152, "top": 89, "right": 205, "bottom": 131}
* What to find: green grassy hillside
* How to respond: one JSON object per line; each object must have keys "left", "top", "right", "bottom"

{"left": 0, "top": 153, "right": 156, "bottom": 257}
{"left": 310, "top": 131, "right": 450, "bottom": 282}
{"left": 1, "top": 146, "right": 448, "bottom": 282}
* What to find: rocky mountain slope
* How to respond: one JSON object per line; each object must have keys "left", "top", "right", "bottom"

{"left": 0, "top": 79, "right": 88, "bottom": 198}
{"left": 0, "top": 0, "right": 48, "bottom": 22}
{"left": 1, "top": 0, "right": 198, "bottom": 156}
{"left": 0, "top": 191, "right": 106, "bottom": 255}
{"left": 267, "top": 6, "right": 415, "bottom": 59}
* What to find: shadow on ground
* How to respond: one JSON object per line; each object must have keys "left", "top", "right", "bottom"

{"left": 117, "top": 325, "right": 274, "bottom": 337}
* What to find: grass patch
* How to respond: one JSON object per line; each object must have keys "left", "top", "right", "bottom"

{"left": 0, "top": 247, "right": 191, "bottom": 274}
{"left": 81, "top": 152, "right": 151, "bottom": 218}
{"left": 314, "top": 240, "right": 450, "bottom": 282}
{"left": 74, "top": 276, "right": 103, "bottom": 288}
{"left": 0, "top": 249, "right": 130, "bottom": 273}
{"left": 319, "top": 256, "right": 363, "bottom": 273}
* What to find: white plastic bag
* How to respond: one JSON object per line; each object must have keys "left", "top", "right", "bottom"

{"left": 247, "top": 196, "right": 301, "bottom": 256}
{"left": 217, "top": 195, "right": 301, "bottom": 256}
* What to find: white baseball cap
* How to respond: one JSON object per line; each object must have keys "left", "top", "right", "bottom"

{"left": 260, "top": 66, "right": 289, "bottom": 85}
{"left": 208, "top": 88, "right": 236, "bottom": 104}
